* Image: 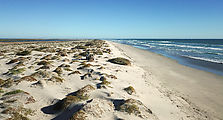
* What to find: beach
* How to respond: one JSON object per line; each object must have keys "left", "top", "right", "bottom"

{"left": 0, "top": 40, "right": 222, "bottom": 120}
{"left": 111, "top": 41, "right": 223, "bottom": 119}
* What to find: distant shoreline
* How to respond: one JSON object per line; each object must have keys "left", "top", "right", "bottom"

{"left": 0, "top": 39, "right": 98, "bottom": 45}
{"left": 0, "top": 39, "right": 97, "bottom": 42}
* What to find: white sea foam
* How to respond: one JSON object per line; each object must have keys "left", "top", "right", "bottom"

{"left": 157, "top": 41, "right": 172, "bottom": 43}
{"left": 183, "top": 55, "right": 223, "bottom": 64}
{"left": 155, "top": 43, "right": 223, "bottom": 51}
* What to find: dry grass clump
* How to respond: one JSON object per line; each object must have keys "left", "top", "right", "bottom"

{"left": 55, "top": 85, "right": 95, "bottom": 110}
{"left": 117, "top": 98, "right": 153, "bottom": 118}
{"left": 108, "top": 57, "right": 131, "bottom": 65}
{"left": 1, "top": 106, "right": 35, "bottom": 120}
{"left": 33, "top": 46, "right": 48, "bottom": 52}
{"left": 64, "top": 68, "right": 73, "bottom": 71}
{"left": 53, "top": 67, "right": 63, "bottom": 75}
{"left": 99, "top": 76, "right": 106, "bottom": 81}
{"left": 118, "top": 99, "right": 140, "bottom": 115}
{"left": 31, "top": 70, "right": 51, "bottom": 78}
{"left": 41, "top": 54, "right": 52, "bottom": 60}
{"left": 84, "top": 40, "right": 105, "bottom": 48}
{"left": 16, "top": 51, "right": 31, "bottom": 56}
{"left": 107, "top": 74, "right": 117, "bottom": 79}
{"left": 62, "top": 58, "right": 70, "bottom": 62}
{"left": 103, "top": 48, "right": 111, "bottom": 54}
{"left": 6, "top": 111, "right": 30, "bottom": 120}
{"left": 97, "top": 66, "right": 104, "bottom": 70}
{"left": 119, "top": 103, "right": 140, "bottom": 115}
{"left": 93, "top": 49, "right": 103, "bottom": 55}
{"left": 19, "top": 76, "right": 37, "bottom": 82}
{"left": 79, "top": 52, "right": 88, "bottom": 56}
{"left": 0, "top": 87, "right": 4, "bottom": 93}
{"left": 80, "top": 73, "right": 92, "bottom": 80}
{"left": 51, "top": 55, "right": 60, "bottom": 60}
{"left": 124, "top": 86, "right": 136, "bottom": 95}
{"left": 6, "top": 57, "right": 25, "bottom": 64}
{"left": 37, "top": 65, "right": 51, "bottom": 70}
{"left": 77, "top": 63, "right": 92, "bottom": 69}
{"left": 37, "top": 60, "right": 52, "bottom": 66}
{"left": 75, "top": 45, "right": 87, "bottom": 49}
{"left": 69, "top": 110, "right": 86, "bottom": 120}
{"left": 13, "top": 62, "right": 25, "bottom": 69}
{"left": 48, "top": 76, "right": 64, "bottom": 83}
{"left": 86, "top": 54, "right": 94, "bottom": 62}
{"left": 57, "top": 50, "right": 68, "bottom": 56}
{"left": 73, "top": 54, "right": 82, "bottom": 60}
{"left": 59, "top": 64, "right": 70, "bottom": 68}
{"left": 97, "top": 77, "right": 111, "bottom": 88}
{"left": 100, "top": 80, "right": 111, "bottom": 86}
{"left": 74, "top": 85, "right": 95, "bottom": 98}
{"left": 0, "top": 78, "right": 13, "bottom": 88}
{"left": 68, "top": 71, "right": 81, "bottom": 75}
{"left": 8, "top": 68, "right": 26, "bottom": 75}
{"left": 60, "top": 96, "right": 84, "bottom": 109}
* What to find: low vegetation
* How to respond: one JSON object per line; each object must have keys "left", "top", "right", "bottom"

{"left": 48, "top": 76, "right": 64, "bottom": 83}
{"left": 118, "top": 99, "right": 140, "bottom": 115}
{"left": 124, "top": 86, "right": 136, "bottom": 95}
{"left": 16, "top": 51, "right": 31, "bottom": 56}
{"left": 0, "top": 78, "right": 13, "bottom": 88}
{"left": 68, "top": 71, "right": 81, "bottom": 75}
{"left": 8, "top": 68, "right": 26, "bottom": 75}
{"left": 53, "top": 67, "right": 63, "bottom": 75}
{"left": 3, "top": 89, "right": 24, "bottom": 96}
{"left": 108, "top": 57, "right": 131, "bottom": 65}
{"left": 55, "top": 85, "right": 95, "bottom": 110}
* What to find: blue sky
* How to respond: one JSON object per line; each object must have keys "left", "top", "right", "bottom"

{"left": 0, "top": 0, "right": 223, "bottom": 39}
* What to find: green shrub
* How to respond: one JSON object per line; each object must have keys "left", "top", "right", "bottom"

{"left": 108, "top": 57, "right": 131, "bottom": 65}
{"left": 16, "top": 51, "right": 31, "bottom": 56}
{"left": 8, "top": 68, "right": 26, "bottom": 75}
{"left": 119, "top": 104, "right": 140, "bottom": 115}
{"left": 3, "top": 89, "right": 24, "bottom": 96}
{"left": 124, "top": 86, "right": 136, "bottom": 95}
{"left": 75, "top": 45, "right": 87, "bottom": 49}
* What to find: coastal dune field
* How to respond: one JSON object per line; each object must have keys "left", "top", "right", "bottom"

{"left": 0, "top": 40, "right": 221, "bottom": 120}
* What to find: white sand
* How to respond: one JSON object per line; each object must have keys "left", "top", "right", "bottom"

{"left": 0, "top": 40, "right": 221, "bottom": 120}
{"left": 110, "top": 41, "right": 223, "bottom": 120}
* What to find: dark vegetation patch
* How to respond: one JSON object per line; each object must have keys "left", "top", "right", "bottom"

{"left": 53, "top": 67, "right": 63, "bottom": 75}
{"left": 124, "top": 86, "right": 136, "bottom": 95}
{"left": 18, "top": 76, "right": 37, "bottom": 83}
{"left": 68, "top": 71, "right": 81, "bottom": 75}
{"left": 6, "top": 57, "right": 25, "bottom": 64}
{"left": 48, "top": 76, "right": 64, "bottom": 83}
{"left": 16, "top": 51, "right": 31, "bottom": 56}
{"left": 3, "top": 89, "right": 24, "bottom": 96}
{"left": 7, "top": 68, "right": 26, "bottom": 75}
{"left": 0, "top": 78, "right": 13, "bottom": 88}
{"left": 108, "top": 57, "right": 131, "bottom": 65}
{"left": 54, "top": 85, "right": 95, "bottom": 110}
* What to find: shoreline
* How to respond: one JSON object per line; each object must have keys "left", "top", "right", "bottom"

{"left": 109, "top": 39, "right": 223, "bottom": 77}
{"left": 109, "top": 41, "right": 223, "bottom": 119}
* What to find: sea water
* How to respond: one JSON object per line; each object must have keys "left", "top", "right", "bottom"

{"left": 110, "top": 39, "right": 223, "bottom": 76}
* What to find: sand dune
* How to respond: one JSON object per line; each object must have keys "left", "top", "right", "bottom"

{"left": 0, "top": 40, "right": 219, "bottom": 120}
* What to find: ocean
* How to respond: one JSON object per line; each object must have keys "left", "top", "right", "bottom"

{"left": 110, "top": 39, "right": 223, "bottom": 76}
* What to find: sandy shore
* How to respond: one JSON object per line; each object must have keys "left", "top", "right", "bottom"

{"left": 0, "top": 40, "right": 221, "bottom": 120}
{"left": 111, "top": 41, "right": 223, "bottom": 120}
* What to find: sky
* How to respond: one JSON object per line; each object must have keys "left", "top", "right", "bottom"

{"left": 0, "top": 0, "right": 223, "bottom": 39}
